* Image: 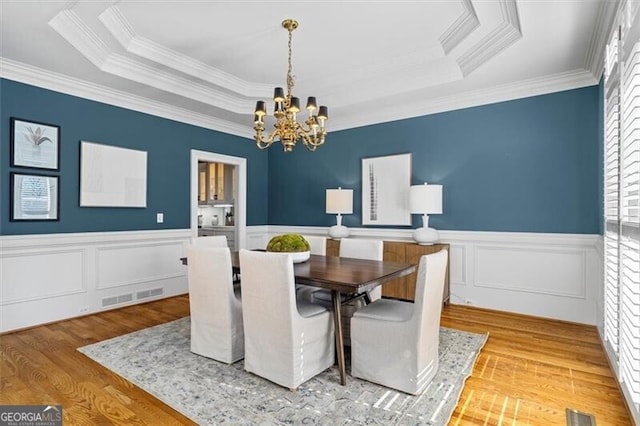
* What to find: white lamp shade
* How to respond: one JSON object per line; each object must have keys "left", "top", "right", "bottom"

{"left": 326, "top": 188, "right": 353, "bottom": 214}
{"left": 409, "top": 184, "right": 442, "bottom": 214}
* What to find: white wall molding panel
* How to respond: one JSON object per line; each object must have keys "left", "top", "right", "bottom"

{"left": 1, "top": 227, "right": 601, "bottom": 332}
{"left": 0, "top": 229, "right": 192, "bottom": 332}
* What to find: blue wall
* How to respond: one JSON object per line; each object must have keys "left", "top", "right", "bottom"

{"left": 268, "top": 86, "right": 602, "bottom": 234}
{"left": 1, "top": 79, "right": 269, "bottom": 235}
{"left": 1, "top": 79, "right": 601, "bottom": 236}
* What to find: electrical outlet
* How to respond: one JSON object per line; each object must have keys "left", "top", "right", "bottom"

{"left": 79, "top": 306, "right": 89, "bottom": 313}
{"left": 156, "top": 213, "right": 164, "bottom": 223}
{"left": 465, "top": 299, "right": 474, "bottom": 305}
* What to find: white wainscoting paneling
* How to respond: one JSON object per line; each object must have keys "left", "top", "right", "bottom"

{"left": 96, "top": 242, "right": 185, "bottom": 289}
{"left": 246, "top": 225, "right": 269, "bottom": 250}
{"left": 474, "top": 245, "right": 586, "bottom": 298}
{"left": 0, "top": 226, "right": 602, "bottom": 332}
{"left": 0, "top": 229, "right": 192, "bottom": 332}
{"left": 1, "top": 249, "right": 86, "bottom": 304}
{"left": 265, "top": 226, "right": 601, "bottom": 324}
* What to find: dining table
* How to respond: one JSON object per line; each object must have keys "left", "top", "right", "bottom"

{"left": 181, "top": 251, "right": 416, "bottom": 385}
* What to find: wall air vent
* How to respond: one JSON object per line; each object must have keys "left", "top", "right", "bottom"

{"left": 149, "top": 287, "right": 164, "bottom": 297}
{"left": 102, "top": 296, "right": 118, "bottom": 307}
{"left": 102, "top": 293, "right": 133, "bottom": 308}
{"left": 566, "top": 409, "right": 596, "bottom": 426}
{"left": 137, "top": 287, "right": 164, "bottom": 300}
{"left": 117, "top": 293, "right": 133, "bottom": 304}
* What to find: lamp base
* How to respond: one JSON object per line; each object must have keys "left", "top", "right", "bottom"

{"left": 328, "top": 225, "right": 350, "bottom": 239}
{"left": 412, "top": 227, "right": 439, "bottom": 245}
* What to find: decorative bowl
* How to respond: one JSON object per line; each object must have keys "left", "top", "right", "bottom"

{"left": 290, "top": 251, "right": 311, "bottom": 263}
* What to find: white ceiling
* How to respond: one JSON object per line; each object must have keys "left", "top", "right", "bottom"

{"left": 0, "top": 1, "right": 616, "bottom": 138}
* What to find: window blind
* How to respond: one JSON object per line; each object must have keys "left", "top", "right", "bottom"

{"left": 603, "top": 0, "right": 640, "bottom": 413}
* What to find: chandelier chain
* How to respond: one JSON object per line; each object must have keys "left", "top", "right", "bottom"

{"left": 286, "top": 26, "right": 294, "bottom": 98}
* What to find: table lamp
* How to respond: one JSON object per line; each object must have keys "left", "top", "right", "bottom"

{"left": 326, "top": 187, "right": 353, "bottom": 239}
{"left": 409, "top": 183, "right": 443, "bottom": 245}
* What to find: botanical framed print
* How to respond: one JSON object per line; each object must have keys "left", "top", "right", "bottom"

{"left": 10, "top": 172, "right": 60, "bottom": 221}
{"left": 362, "top": 153, "right": 412, "bottom": 226}
{"left": 10, "top": 117, "right": 60, "bottom": 170}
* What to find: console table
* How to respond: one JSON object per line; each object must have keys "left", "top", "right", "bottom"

{"left": 326, "top": 239, "right": 450, "bottom": 304}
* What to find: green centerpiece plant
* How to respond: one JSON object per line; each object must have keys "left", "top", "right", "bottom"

{"left": 266, "top": 233, "right": 310, "bottom": 253}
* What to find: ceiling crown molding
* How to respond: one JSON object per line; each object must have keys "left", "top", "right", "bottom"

{"left": 329, "top": 68, "right": 597, "bottom": 132}
{"left": 49, "top": 8, "right": 256, "bottom": 115}
{"left": 439, "top": 0, "right": 480, "bottom": 54}
{"left": 98, "top": 6, "right": 273, "bottom": 98}
{"left": 48, "top": 10, "right": 110, "bottom": 68}
{"left": 457, "top": 0, "right": 522, "bottom": 76}
{"left": 0, "top": 58, "right": 253, "bottom": 139}
{"left": 584, "top": 0, "right": 619, "bottom": 80}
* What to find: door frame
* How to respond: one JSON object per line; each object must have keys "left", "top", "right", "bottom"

{"left": 190, "top": 150, "right": 246, "bottom": 249}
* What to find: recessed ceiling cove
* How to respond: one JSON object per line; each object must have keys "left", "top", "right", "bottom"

{"left": 0, "top": 1, "right": 611, "bottom": 137}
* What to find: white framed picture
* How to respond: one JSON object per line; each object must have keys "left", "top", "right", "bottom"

{"left": 10, "top": 172, "right": 59, "bottom": 221}
{"left": 362, "top": 153, "right": 412, "bottom": 225}
{"left": 80, "top": 141, "right": 147, "bottom": 208}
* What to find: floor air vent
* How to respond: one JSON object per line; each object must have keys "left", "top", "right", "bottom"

{"left": 566, "top": 408, "right": 596, "bottom": 426}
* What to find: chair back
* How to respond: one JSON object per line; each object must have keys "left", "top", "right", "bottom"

{"left": 191, "top": 235, "right": 228, "bottom": 247}
{"left": 413, "top": 249, "right": 448, "bottom": 366}
{"left": 339, "top": 238, "right": 383, "bottom": 260}
{"left": 301, "top": 235, "right": 327, "bottom": 255}
{"left": 239, "top": 249, "right": 335, "bottom": 389}
{"left": 339, "top": 238, "right": 383, "bottom": 300}
{"left": 239, "top": 249, "right": 298, "bottom": 354}
{"left": 187, "top": 245, "right": 243, "bottom": 363}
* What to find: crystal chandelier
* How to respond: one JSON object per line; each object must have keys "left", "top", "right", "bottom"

{"left": 253, "top": 19, "right": 328, "bottom": 152}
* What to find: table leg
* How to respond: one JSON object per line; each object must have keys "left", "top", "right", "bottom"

{"left": 332, "top": 290, "right": 346, "bottom": 385}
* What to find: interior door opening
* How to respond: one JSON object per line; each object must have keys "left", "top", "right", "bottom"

{"left": 191, "top": 150, "right": 246, "bottom": 251}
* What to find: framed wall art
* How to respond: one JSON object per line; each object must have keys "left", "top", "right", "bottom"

{"left": 80, "top": 141, "right": 147, "bottom": 208}
{"left": 362, "top": 153, "right": 412, "bottom": 226}
{"left": 10, "top": 172, "right": 60, "bottom": 221}
{"left": 10, "top": 117, "right": 60, "bottom": 170}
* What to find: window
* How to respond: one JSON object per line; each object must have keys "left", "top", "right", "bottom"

{"left": 603, "top": 0, "right": 640, "bottom": 416}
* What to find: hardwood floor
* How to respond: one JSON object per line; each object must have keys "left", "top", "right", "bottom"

{"left": 441, "top": 305, "right": 633, "bottom": 425}
{"left": 0, "top": 296, "right": 632, "bottom": 425}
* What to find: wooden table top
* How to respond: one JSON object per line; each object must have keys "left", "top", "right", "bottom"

{"left": 182, "top": 252, "right": 416, "bottom": 295}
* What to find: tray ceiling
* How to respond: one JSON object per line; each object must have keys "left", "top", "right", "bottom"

{"left": 0, "top": 1, "right": 616, "bottom": 138}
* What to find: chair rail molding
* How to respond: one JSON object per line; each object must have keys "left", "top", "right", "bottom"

{"left": 0, "top": 226, "right": 602, "bottom": 332}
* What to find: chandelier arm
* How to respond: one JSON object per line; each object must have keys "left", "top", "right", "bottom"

{"left": 296, "top": 124, "right": 324, "bottom": 149}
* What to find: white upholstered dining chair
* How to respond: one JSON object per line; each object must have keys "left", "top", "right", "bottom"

{"left": 338, "top": 238, "right": 384, "bottom": 301}
{"left": 191, "top": 235, "right": 228, "bottom": 247}
{"left": 301, "top": 235, "right": 327, "bottom": 255}
{"left": 239, "top": 249, "right": 335, "bottom": 390}
{"left": 350, "top": 249, "right": 448, "bottom": 394}
{"left": 296, "top": 235, "right": 327, "bottom": 300}
{"left": 186, "top": 245, "right": 243, "bottom": 364}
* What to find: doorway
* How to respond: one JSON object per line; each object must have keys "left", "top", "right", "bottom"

{"left": 190, "top": 150, "right": 246, "bottom": 250}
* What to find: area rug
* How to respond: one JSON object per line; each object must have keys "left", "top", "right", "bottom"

{"left": 78, "top": 317, "right": 487, "bottom": 425}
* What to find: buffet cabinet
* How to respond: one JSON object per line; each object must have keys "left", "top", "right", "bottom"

{"left": 326, "top": 239, "right": 450, "bottom": 303}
